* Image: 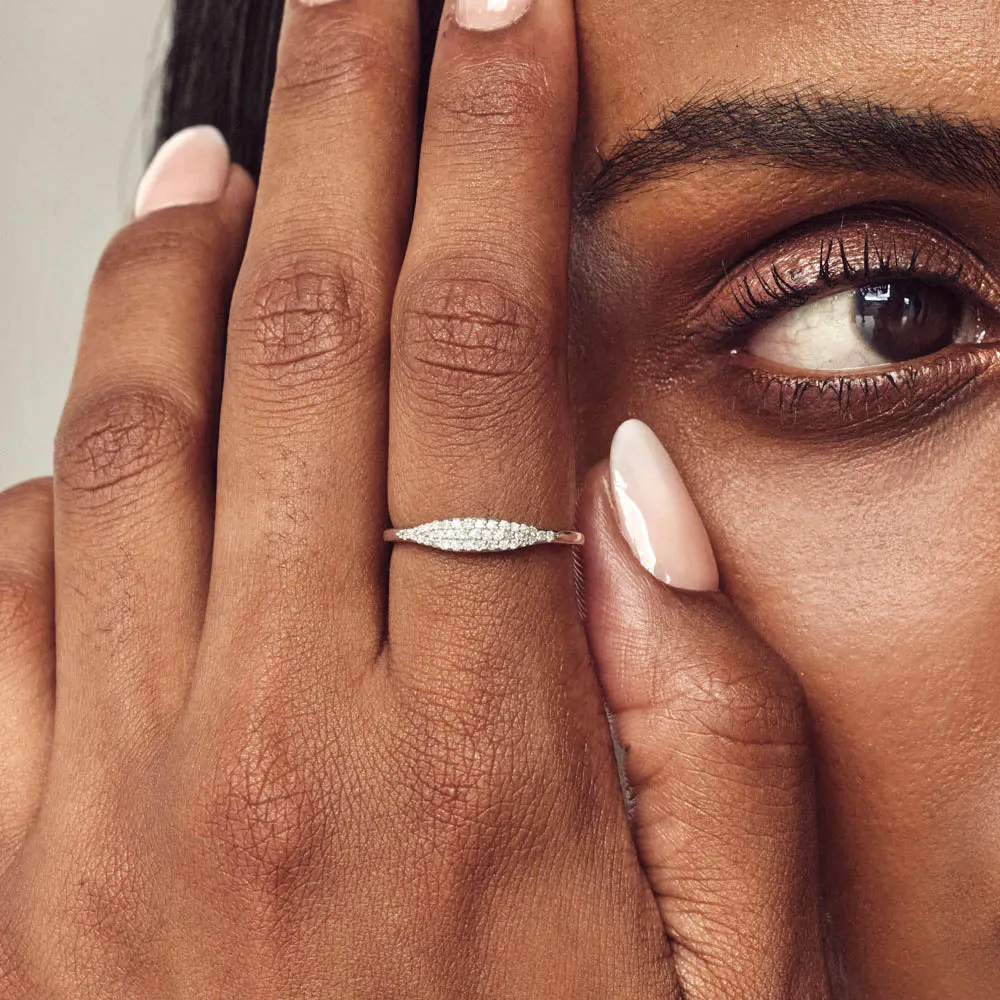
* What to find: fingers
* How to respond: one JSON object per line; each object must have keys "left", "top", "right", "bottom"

{"left": 0, "top": 480, "right": 54, "bottom": 870}
{"left": 579, "top": 421, "right": 831, "bottom": 999}
{"left": 205, "top": 0, "right": 420, "bottom": 675}
{"left": 387, "top": 0, "right": 580, "bottom": 683}
{"left": 53, "top": 132, "right": 254, "bottom": 751}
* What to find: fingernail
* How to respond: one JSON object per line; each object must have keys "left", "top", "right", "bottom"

{"left": 609, "top": 419, "right": 719, "bottom": 592}
{"left": 134, "top": 126, "right": 231, "bottom": 219}
{"left": 454, "top": 0, "right": 533, "bottom": 31}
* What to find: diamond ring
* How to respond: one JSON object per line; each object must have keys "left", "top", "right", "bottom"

{"left": 383, "top": 518, "right": 584, "bottom": 553}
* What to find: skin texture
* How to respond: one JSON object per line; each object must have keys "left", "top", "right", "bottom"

{"left": 0, "top": 1, "right": 831, "bottom": 996}
{"left": 569, "top": 1, "right": 1000, "bottom": 994}
{"left": 0, "top": 0, "right": 996, "bottom": 996}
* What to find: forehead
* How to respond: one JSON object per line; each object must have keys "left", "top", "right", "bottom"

{"left": 578, "top": 0, "right": 1000, "bottom": 146}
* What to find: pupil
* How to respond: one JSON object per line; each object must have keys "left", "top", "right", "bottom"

{"left": 854, "top": 280, "right": 961, "bottom": 362}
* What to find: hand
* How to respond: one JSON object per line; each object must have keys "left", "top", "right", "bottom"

{"left": 578, "top": 425, "right": 835, "bottom": 997}
{"left": 0, "top": 0, "right": 833, "bottom": 996}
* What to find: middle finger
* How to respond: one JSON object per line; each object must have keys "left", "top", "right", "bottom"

{"left": 207, "top": 0, "right": 419, "bottom": 672}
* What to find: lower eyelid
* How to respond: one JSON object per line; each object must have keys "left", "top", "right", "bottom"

{"left": 717, "top": 344, "right": 1000, "bottom": 436}
{"left": 676, "top": 208, "right": 1000, "bottom": 433}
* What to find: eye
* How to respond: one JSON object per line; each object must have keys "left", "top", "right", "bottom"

{"left": 700, "top": 212, "right": 1000, "bottom": 428}
{"left": 743, "top": 279, "right": 988, "bottom": 372}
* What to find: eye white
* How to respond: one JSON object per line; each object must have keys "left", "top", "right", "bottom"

{"left": 744, "top": 288, "right": 894, "bottom": 372}
{"left": 743, "top": 280, "right": 988, "bottom": 372}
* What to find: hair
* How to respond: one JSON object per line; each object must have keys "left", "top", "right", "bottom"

{"left": 157, "top": 0, "right": 446, "bottom": 178}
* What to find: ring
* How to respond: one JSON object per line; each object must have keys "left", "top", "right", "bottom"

{"left": 383, "top": 518, "right": 584, "bottom": 553}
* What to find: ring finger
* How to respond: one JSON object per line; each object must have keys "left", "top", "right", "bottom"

{"left": 388, "top": 0, "right": 580, "bottom": 684}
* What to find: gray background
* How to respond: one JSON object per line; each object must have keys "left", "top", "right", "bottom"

{"left": 0, "top": 0, "right": 169, "bottom": 490}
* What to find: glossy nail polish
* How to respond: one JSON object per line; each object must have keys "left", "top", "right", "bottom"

{"left": 609, "top": 419, "right": 719, "bottom": 591}
{"left": 455, "top": 0, "right": 533, "bottom": 31}
{"left": 134, "top": 126, "right": 231, "bottom": 219}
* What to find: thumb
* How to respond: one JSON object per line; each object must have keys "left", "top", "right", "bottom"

{"left": 579, "top": 419, "right": 831, "bottom": 1000}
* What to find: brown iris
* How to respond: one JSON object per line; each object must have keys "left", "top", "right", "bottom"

{"left": 854, "top": 281, "right": 962, "bottom": 362}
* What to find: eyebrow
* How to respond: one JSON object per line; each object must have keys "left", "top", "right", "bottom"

{"left": 575, "top": 90, "right": 1000, "bottom": 213}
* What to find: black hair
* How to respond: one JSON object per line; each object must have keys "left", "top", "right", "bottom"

{"left": 157, "top": 0, "right": 445, "bottom": 179}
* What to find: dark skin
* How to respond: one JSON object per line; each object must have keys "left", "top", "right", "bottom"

{"left": 571, "top": 1, "right": 1000, "bottom": 994}
{"left": 0, "top": 0, "right": 996, "bottom": 996}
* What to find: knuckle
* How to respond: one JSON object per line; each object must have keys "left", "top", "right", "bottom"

{"left": 0, "top": 572, "right": 48, "bottom": 658}
{"left": 0, "top": 478, "right": 53, "bottom": 518}
{"left": 0, "top": 916, "right": 27, "bottom": 998}
{"left": 193, "top": 716, "right": 335, "bottom": 900}
{"left": 65, "top": 846, "right": 145, "bottom": 955}
{"left": 16, "top": 825, "right": 149, "bottom": 990}
{"left": 393, "top": 681, "right": 556, "bottom": 854}
{"left": 0, "top": 481, "right": 52, "bottom": 654}
{"left": 673, "top": 647, "right": 809, "bottom": 755}
{"left": 273, "top": 21, "right": 390, "bottom": 102}
{"left": 91, "top": 217, "right": 215, "bottom": 295}
{"left": 394, "top": 272, "right": 552, "bottom": 410}
{"left": 55, "top": 385, "right": 206, "bottom": 507}
{"left": 431, "top": 53, "right": 551, "bottom": 133}
{"left": 230, "top": 259, "right": 378, "bottom": 394}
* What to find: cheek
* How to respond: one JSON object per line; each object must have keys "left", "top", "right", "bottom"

{"left": 572, "top": 341, "right": 1000, "bottom": 990}
{"left": 688, "top": 407, "right": 1000, "bottom": 989}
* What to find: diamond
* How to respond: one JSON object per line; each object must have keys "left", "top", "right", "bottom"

{"left": 395, "top": 517, "right": 556, "bottom": 552}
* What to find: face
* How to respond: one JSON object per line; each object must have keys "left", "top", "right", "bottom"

{"left": 565, "top": 1, "right": 1000, "bottom": 995}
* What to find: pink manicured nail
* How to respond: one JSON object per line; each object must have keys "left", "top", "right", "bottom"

{"left": 609, "top": 420, "right": 719, "bottom": 592}
{"left": 134, "top": 126, "right": 231, "bottom": 219}
{"left": 455, "top": 0, "right": 533, "bottom": 31}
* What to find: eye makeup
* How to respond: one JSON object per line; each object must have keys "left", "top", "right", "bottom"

{"left": 694, "top": 207, "right": 1000, "bottom": 429}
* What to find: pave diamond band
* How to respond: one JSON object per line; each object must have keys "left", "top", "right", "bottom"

{"left": 384, "top": 518, "right": 584, "bottom": 553}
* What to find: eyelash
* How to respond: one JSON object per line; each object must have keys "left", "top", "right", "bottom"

{"left": 735, "top": 351, "right": 997, "bottom": 425}
{"left": 699, "top": 213, "right": 1000, "bottom": 427}
{"left": 725, "top": 232, "right": 960, "bottom": 328}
